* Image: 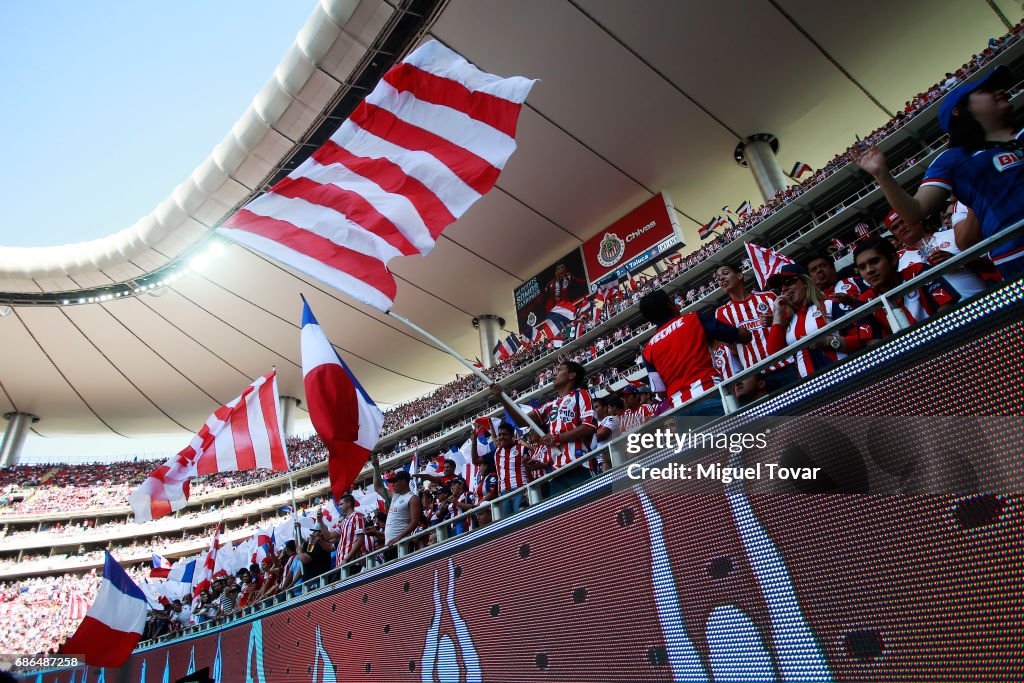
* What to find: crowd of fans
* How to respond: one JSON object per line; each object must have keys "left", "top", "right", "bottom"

{"left": 3, "top": 22, "right": 1023, "bottom": 658}
{"left": 0, "top": 439, "right": 324, "bottom": 518}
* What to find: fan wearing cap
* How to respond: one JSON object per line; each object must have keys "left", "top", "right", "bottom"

{"left": 377, "top": 469, "right": 421, "bottom": 550}
{"left": 766, "top": 264, "right": 880, "bottom": 379}
{"left": 853, "top": 64, "right": 1024, "bottom": 280}
{"left": 883, "top": 209, "right": 989, "bottom": 300}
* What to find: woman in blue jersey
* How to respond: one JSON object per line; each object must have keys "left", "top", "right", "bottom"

{"left": 853, "top": 65, "right": 1024, "bottom": 280}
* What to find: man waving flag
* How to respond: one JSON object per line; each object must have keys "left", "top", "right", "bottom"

{"left": 62, "top": 552, "right": 147, "bottom": 667}
{"left": 218, "top": 40, "right": 536, "bottom": 312}
{"left": 302, "top": 298, "right": 384, "bottom": 500}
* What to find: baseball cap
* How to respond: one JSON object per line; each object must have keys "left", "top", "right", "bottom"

{"left": 766, "top": 264, "right": 809, "bottom": 290}
{"left": 620, "top": 385, "right": 648, "bottom": 394}
{"left": 938, "top": 65, "right": 1012, "bottom": 132}
{"left": 883, "top": 210, "right": 902, "bottom": 229}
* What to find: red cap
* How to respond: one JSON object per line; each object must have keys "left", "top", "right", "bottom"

{"left": 883, "top": 210, "right": 902, "bottom": 229}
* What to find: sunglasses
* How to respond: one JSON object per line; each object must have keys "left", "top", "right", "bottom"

{"left": 771, "top": 276, "right": 803, "bottom": 293}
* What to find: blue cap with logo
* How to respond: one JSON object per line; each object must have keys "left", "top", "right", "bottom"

{"left": 938, "top": 65, "right": 1012, "bottom": 133}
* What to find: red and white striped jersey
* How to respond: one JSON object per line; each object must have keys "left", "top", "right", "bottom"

{"left": 493, "top": 444, "right": 530, "bottom": 492}
{"left": 535, "top": 390, "right": 597, "bottom": 469}
{"left": 526, "top": 444, "right": 553, "bottom": 481}
{"left": 767, "top": 300, "right": 849, "bottom": 378}
{"left": 710, "top": 341, "right": 743, "bottom": 380}
{"left": 336, "top": 512, "right": 365, "bottom": 567}
{"left": 619, "top": 405, "right": 656, "bottom": 433}
{"left": 896, "top": 229, "right": 986, "bottom": 300}
{"left": 715, "top": 293, "right": 780, "bottom": 369}
{"left": 860, "top": 263, "right": 961, "bottom": 330}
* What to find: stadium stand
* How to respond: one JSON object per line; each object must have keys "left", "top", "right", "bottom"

{"left": 3, "top": 22, "right": 1024, "bottom": 660}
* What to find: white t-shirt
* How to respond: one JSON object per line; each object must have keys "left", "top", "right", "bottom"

{"left": 172, "top": 605, "right": 191, "bottom": 628}
{"left": 384, "top": 492, "right": 414, "bottom": 543}
{"left": 897, "top": 228, "right": 985, "bottom": 300}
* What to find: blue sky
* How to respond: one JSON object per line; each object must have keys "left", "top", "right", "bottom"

{"left": 0, "top": 1, "right": 316, "bottom": 248}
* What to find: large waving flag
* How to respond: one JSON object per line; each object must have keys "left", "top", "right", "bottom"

{"left": 129, "top": 372, "right": 288, "bottom": 522}
{"left": 61, "top": 552, "right": 147, "bottom": 667}
{"left": 218, "top": 40, "right": 536, "bottom": 311}
{"left": 302, "top": 299, "right": 385, "bottom": 500}
{"left": 744, "top": 242, "right": 795, "bottom": 291}
{"left": 736, "top": 200, "right": 753, "bottom": 218}
{"left": 538, "top": 300, "right": 575, "bottom": 339}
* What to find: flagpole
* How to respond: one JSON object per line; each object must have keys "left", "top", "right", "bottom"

{"left": 385, "top": 310, "right": 545, "bottom": 437}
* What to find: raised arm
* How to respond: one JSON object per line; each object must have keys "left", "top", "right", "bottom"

{"left": 852, "top": 145, "right": 949, "bottom": 224}
{"left": 371, "top": 454, "right": 391, "bottom": 508}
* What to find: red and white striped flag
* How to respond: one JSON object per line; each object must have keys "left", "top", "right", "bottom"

{"left": 191, "top": 522, "right": 224, "bottom": 608}
{"left": 218, "top": 40, "right": 536, "bottom": 311}
{"left": 321, "top": 498, "right": 344, "bottom": 534}
{"left": 744, "top": 242, "right": 795, "bottom": 291}
{"left": 129, "top": 371, "right": 288, "bottom": 523}
{"left": 68, "top": 590, "right": 90, "bottom": 622}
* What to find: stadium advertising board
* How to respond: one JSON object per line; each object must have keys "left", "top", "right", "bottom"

{"left": 513, "top": 248, "right": 589, "bottom": 334}
{"left": 581, "top": 191, "right": 681, "bottom": 284}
